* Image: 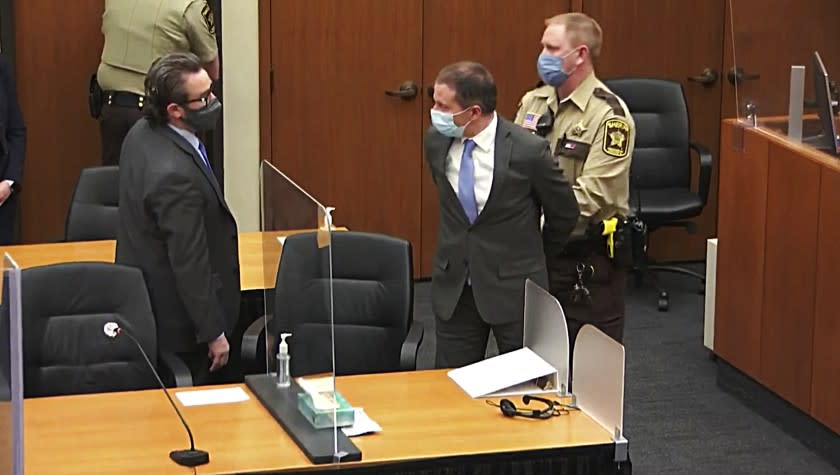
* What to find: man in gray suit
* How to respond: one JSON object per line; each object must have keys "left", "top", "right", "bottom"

{"left": 425, "top": 61, "right": 579, "bottom": 368}
{"left": 116, "top": 52, "right": 239, "bottom": 385}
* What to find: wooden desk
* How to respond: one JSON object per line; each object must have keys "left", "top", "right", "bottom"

{"left": 0, "top": 229, "right": 334, "bottom": 291}
{"left": 716, "top": 119, "right": 840, "bottom": 435}
{"left": 23, "top": 370, "right": 615, "bottom": 475}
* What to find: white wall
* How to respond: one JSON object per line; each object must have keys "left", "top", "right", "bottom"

{"left": 222, "top": 0, "right": 260, "bottom": 231}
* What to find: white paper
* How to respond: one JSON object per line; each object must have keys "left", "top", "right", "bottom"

{"left": 175, "top": 387, "right": 250, "bottom": 407}
{"left": 297, "top": 376, "right": 338, "bottom": 410}
{"left": 341, "top": 408, "right": 382, "bottom": 437}
{"left": 447, "top": 347, "right": 557, "bottom": 398}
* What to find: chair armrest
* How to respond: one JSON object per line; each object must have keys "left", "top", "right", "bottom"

{"left": 241, "top": 314, "right": 273, "bottom": 363}
{"left": 689, "top": 141, "right": 713, "bottom": 206}
{"left": 399, "top": 321, "right": 424, "bottom": 371}
{"left": 159, "top": 352, "right": 193, "bottom": 388}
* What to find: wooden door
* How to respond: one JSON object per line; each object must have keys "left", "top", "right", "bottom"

{"left": 269, "top": 0, "right": 424, "bottom": 268}
{"left": 723, "top": 0, "right": 840, "bottom": 119}
{"left": 419, "top": 0, "right": 571, "bottom": 276}
{"left": 14, "top": 0, "right": 104, "bottom": 242}
{"left": 582, "top": 0, "right": 727, "bottom": 261}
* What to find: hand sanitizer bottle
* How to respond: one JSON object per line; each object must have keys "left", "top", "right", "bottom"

{"left": 276, "top": 333, "right": 292, "bottom": 388}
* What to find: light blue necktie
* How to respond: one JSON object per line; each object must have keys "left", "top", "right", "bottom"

{"left": 458, "top": 139, "right": 478, "bottom": 223}
{"left": 197, "top": 141, "right": 212, "bottom": 172}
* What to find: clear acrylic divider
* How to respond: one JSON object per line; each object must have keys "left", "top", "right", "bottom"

{"left": 572, "top": 324, "right": 625, "bottom": 443}
{"left": 523, "top": 279, "right": 569, "bottom": 395}
{"left": 0, "top": 254, "right": 23, "bottom": 475}
{"left": 729, "top": 0, "right": 840, "bottom": 155}
{"left": 258, "top": 160, "right": 342, "bottom": 462}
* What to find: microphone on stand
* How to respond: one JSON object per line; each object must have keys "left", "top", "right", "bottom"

{"left": 103, "top": 322, "right": 209, "bottom": 467}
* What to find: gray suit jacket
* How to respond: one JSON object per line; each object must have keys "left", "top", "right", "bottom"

{"left": 116, "top": 119, "right": 240, "bottom": 353}
{"left": 425, "top": 116, "right": 579, "bottom": 325}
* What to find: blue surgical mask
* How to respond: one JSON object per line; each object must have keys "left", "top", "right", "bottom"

{"left": 537, "top": 51, "right": 576, "bottom": 87}
{"left": 430, "top": 108, "right": 472, "bottom": 138}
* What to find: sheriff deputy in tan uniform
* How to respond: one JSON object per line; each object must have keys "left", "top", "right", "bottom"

{"left": 515, "top": 12, "right": 634, "bottom": 350}
{"left": 96, "top": 0, "right": 219, "bottom": 166}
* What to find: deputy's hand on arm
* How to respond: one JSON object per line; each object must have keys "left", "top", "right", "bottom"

{"left": 208, "top": 333, "right": 230, "bottom": 371}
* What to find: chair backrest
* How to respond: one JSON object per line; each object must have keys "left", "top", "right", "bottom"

{"left": 21, "top": 262, "right": 158, "bottom": 397}
{"left": 603, "top": 78, "right": 691, "bottom": 190}
{"left": 65, "top": 166, "right": 120, "bottom": 241}
{"left": 271, "top": 231, "right": 413, "bottom": 376}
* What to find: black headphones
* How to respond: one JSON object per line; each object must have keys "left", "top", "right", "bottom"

{"left": 486, "top": 395, "right": 573, "bottom": 419}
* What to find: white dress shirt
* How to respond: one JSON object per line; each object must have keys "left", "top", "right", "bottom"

{"left": 445, "top": 112, "right": 497, "bottom": 215}
{"left": 168, "top": 123, "right": 211, "bottom": 170}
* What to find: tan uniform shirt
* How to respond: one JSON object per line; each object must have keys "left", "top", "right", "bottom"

{"left": 97, "top": 0, "right": 218, "bottom": 95}
{"left": 515, "top": 72, "right": 635, "bottom": 236}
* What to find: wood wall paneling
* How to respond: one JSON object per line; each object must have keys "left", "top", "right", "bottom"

{"left": 14, "top": 0, "right": 104, "bottom": 242}
{"left": 759, "top": 141, "right": 820, "bottom": 412}
{"left": 419, "top": 0, "right": 571, "bottom": 276}
{"left": 811, "top": 165, "right": 840, "bottom": 434}
{"left": 582, "top": 0, "right": 726, "bottom": 261}
{"left": 713, "top": 122, "right": 767, "bottom": 376}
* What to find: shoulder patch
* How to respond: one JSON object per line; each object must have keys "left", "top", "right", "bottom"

{"left": 201, "top": 1, "right": 216, "bottom": 35}
{"left": 593, "top": 87, "right": 626, "bottom": 117}
{"left": 603, "top": 118, "right": 630, "bottom": 158}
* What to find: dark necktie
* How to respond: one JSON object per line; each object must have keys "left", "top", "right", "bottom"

{"left": 197, "top": 141, "right": 212, "bottom": 172}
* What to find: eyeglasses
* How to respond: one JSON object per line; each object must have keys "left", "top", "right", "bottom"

{"left": 183, "top": 90, "right": 213, "bottom": 107}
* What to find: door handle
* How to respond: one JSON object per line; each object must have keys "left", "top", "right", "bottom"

{"left": 385, "top": 81, "right": 419, "bottom": 100}
{"left": 727, "top": 66, "right": 760, "bottom": 86}
{"left": 687, "top": 68, "right": 719, "bottom": 86}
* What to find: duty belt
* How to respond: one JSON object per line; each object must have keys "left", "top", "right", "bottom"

{"left": 105, "top": 91, "right": 145, "bottom": 109}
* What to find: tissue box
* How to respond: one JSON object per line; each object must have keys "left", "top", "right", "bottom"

{"left": 297, "top": 391, "right": 355, "bottom": 429}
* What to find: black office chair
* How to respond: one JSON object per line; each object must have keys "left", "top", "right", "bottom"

{"left": 242, "top": 231, "right": 423, "bottom": 376}
{"left": 65, "top": 166, "right": 119, "bottom": 241}
{"left": 603, "top": 78, "right": 713, "bottom": 311}
{"left": 21, "top": 262, "right": 192, "bottom": 397}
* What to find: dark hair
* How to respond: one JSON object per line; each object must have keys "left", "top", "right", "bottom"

{"left": 435, "top": 61, "right": 497, "bottom": 114}
{"left": 143, "top": 52, "right": 204, "bottom": 126}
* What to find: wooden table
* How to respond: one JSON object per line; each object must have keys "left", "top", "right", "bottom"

{"left": 0, "top": 229, "right": 334, "bottom": 291}
{"left": 23, "top": 370, "right": 615, "bottom": 475}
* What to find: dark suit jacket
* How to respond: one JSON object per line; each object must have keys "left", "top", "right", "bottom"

{"left": 0, "top": 53, "right": 26, "bottom": 190}
{"left": 425, "top": 116, "right": 579, "bottom": 325}
{"left": 116, "top": 119, "right": 240, "bottom": 353}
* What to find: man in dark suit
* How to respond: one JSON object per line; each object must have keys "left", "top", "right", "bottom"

{"left": 116, "top": 52, "right": 239, "bottom": 384}
{"left": 0, "top": 53, "right": 26, "bottom": 245}
{"left": 426, "top": 61, "right": 580, "bottom": 368}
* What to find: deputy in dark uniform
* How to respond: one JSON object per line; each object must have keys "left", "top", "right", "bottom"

{"left": 96, "top": 0, "right": 219, "bottom": 166}
{"left": 515, "top": 13, "right": 635, "bottom": 350}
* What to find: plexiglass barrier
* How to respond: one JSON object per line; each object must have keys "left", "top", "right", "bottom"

{"left": 0, "top": 254, "right": 23, "bottom": 475}
{"left": 523, "top": 279, "right": 570, "bottom": 395}
{"left": 728, "top": 0, "right": 840, "bottom": 155}
{"left": 572, "top": 324, "right": 625, "bottom": 441}
{"left": 258, "top": 160, "right": 344, "bottom": 461}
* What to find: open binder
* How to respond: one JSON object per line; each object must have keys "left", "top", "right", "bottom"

{"left": 448, "top": 279, "right": 570, "bottom": 398}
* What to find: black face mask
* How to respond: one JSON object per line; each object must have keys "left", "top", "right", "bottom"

{"left": 181, "top": 98, "right": 222, "bottom": 131}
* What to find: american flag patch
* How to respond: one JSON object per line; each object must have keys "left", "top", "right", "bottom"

{"left": 522, "top": 112, "right": 539, "bottom": 130}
